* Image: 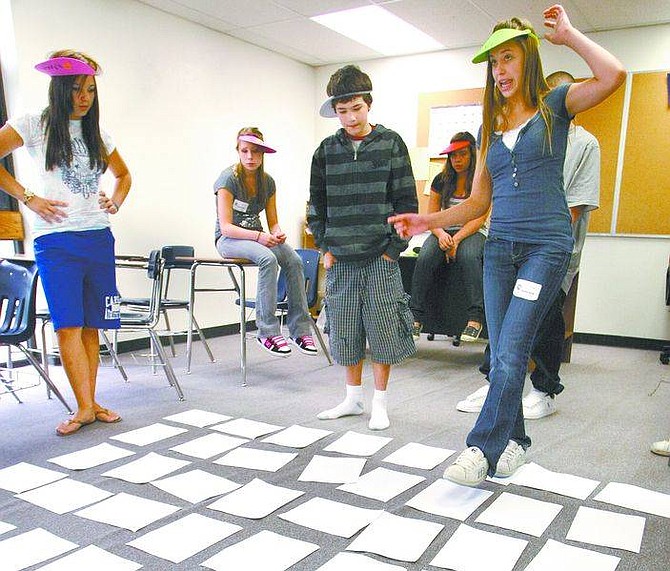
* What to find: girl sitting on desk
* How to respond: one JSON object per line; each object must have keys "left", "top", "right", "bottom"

{"left": 213, "top": 127, "right": 316, "bottom": 358}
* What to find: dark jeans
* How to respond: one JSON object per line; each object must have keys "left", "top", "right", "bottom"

{"left": 467, "top": 239, "right": 569, "bottom": 475}
{"left": 479, "top": 289, "right": 567, "bottom": 396}
{"left": 409, "top": 231, "right": 485, "bottom": 324}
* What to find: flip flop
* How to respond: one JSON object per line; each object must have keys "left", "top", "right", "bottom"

{"left": 56, "top": 418, "right": 95, "bottom": 436}
{"left": 95, "top": 408, "right": 122, "bottom": 423}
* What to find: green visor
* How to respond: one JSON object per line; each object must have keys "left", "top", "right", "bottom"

{"left": 472, "top": 28, "right": 539, "bottom": 64}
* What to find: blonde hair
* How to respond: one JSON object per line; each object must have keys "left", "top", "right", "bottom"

{"left": 480, "top": 18, "right": 551, "bottom": 163}
{"left": 235, "top": 127, "right": 266, "bottom": 196}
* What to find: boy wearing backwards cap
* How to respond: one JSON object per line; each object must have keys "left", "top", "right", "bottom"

{"left": 308, "top": 65, "right": 418, "bottom": 430}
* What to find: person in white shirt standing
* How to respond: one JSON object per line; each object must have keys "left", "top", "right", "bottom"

{"left": 0, "top": 50, "right": 131, "bottom": 436}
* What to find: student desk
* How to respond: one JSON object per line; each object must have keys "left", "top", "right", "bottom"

{"left": 175, "top": 256, "right": 255, "bottom": 386}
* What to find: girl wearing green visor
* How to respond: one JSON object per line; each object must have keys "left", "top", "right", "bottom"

{"left": 390, "top": 5, "right": 625, "bottom": 486}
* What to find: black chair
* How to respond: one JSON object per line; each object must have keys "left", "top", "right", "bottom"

{"left": 121, "top": 245, "right": 214, "bottom": 366}
{"left": 0, "top": 259, "right": 72, "bottom": 412}
{"left": 103, "top": 250, "right": 185, "bottom": 400}
{"left": 239, "top": 248, "right": 331, "bottom": 364}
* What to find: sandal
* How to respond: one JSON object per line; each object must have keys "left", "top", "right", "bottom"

{"left": 95, "top": 408, "right": 122, "bottom": 423}
{"left": 56, "top": 418, "right": 95, "bottom": 436}
{"left": 460, "top": 323, "right": 482, "bottom": 342}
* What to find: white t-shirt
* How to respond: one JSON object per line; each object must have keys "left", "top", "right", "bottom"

{"left": 8, "top": 113, "right": 115, "bottom": 238}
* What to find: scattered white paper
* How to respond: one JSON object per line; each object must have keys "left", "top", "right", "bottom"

{"left": 383, "top": 442, "right": 456, "bottom": 470}
{"left": 35, "top": 544, "right": 141, "bottom": 571}
{"left": 207, "top": 477, "right": 304, "bottom": 519}
{"left": 298, "top": 455, "right": 367, "bottom": 484}
{"left": 261, "top": 424, "right": 333, "bottom": 448}
{"left": 163, "top": 409, "right": 232, "bottom": 427}
{"left": 324, "top": 431, "right": 393, "bottom": 456}
{"left": 525, "top": 539, "right": 620, "bottom": 571}
{"left": 170, "top": 433, "right": 248, "bottom": 459}
{"left": 151, "top": 469, "right": 241, "bottom": 503}
{"left": 74, "top": 492, "right": 180, "bottom": 532}
{"left": 338, "top": 467, "right": 425, "bottom": 502}
{"left": 101, "top": 452, "right": 190, "bottom": 484}
{"left": 0, "top": 528, "right": 77, "bottom": 571}
{"left": 499, "top": 462, "right": 600, "bottom": 500}
{"left": 210, "top": 418, "right": 283, "bottom": 439}
{"left": 201, "top": 530, "right": 319, "bottom": 571}
{"left": 594, "top": 481, "right": 670, "bottom": 518}
{"left": 48, "top": 443, "right": 136, "bottom": 470}
{"left": 279, "top": 497, "right": 383, "bottom": 538}
{"left": 346, "top": 511, "right": 443, "bottom": 563}
{"left": 316, "top": 552, "right": 407, "bottom": 570}
{"left": 15, "top": 478, "right": 113, "bottom": 514}
{"left": 406, "top": 478, "right": 494, "bottom": 521}
{"left": 567, "top": 506, "right": 646, "bottom": 553}
{"left": 128, "top": 513, "right": 241, "bottom": 563}
{"left": 0, "top": 521, "right": 16, "bottom": 535}
{"left": 110, "top": 423, "right": 188, "bottom": 446}
{"left": 213, "top": 447, "right": 297, "bottom": 472}
{"left": 0, "top": 462, "right": 67, "bottom": 493}
{"left": 475, "top": 492, "right": 563, "bottom": 537}
{"left": 429, "top": 524, "right": 528, "bottom": 571}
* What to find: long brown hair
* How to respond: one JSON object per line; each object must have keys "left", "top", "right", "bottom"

{"left": 480, "top": 19, "right": 551, "bottom": 163}
{"left": 235, "top": 126, "right": 268, "bottom": 197}
{"left": 40, "top": 50, "right": 107, "bottom": 172}
{"left": 440, "top": 131, "right": 476, "bottom": 208}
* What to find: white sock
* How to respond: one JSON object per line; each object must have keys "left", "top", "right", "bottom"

{"left": 529, "top": 387, "right": 549, "bottom": 399}
{"left": 318, "top": 385, "right": 364, "bottom": 420}
{"left": 368, "top": 390, "right": 390, "bottom": 430}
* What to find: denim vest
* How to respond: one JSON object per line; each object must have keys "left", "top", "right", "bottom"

{"left": 486, "top": 84, "right": 574, "bottom": 253}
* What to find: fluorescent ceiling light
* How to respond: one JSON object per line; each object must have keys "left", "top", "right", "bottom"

{"left": 311, "top": 5, "right": 443, "bottom": 56}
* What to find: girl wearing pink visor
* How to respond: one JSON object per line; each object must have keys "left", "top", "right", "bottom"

{"left": 213, "top": 127, "right": 317, "bottom": 358}
{"left": 0, "top": 50, "right": 132, "bottom": 436}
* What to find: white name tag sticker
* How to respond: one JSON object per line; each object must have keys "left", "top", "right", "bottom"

{"left": 513, "top": 279, "right": 542, "bottom": 301}
{"left": 233, "top": 199, "right": 249, "bottom": 213}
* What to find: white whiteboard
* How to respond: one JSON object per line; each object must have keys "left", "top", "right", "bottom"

{"left": 428, "top": 104, "right": 482, "bottom": 157}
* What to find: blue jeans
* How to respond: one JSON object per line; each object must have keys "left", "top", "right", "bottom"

{"left": 216, "top": 238, "right": 312, "bottom": 338}
{"left": 467, "top": 238, "right": 570, "bottom": 474}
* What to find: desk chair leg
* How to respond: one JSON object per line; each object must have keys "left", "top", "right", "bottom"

{"left": 148, "top": 329, "right": 185, "bottom": 401}
{"left": 2, "top": 347, "right": 23, "bottom": 403}
{"left": 161, "top": 310, "right": 177, "bottom": 357}
{"left": 188, "top": 315, "right": 215, "bottom": 364}
{"left": 16, "top": 345, "right": 72, "bottom": 413}
{"left": 99, "top": 331, "right": 129, "bottom": 381}
{"left": 39, "top": 319, "right": 52, "bottom": 400}
{"left": 310, "top": 320, "right": 333, "bottom": 365}
{"left": 0, "top": 371, "right": 23, "bottom": 403}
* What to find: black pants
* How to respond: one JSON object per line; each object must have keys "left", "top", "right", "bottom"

{"left": 410, "top": 231, "right": 485, "bottom": 324}
{"left": 480, "top": 289, "right": 566, "bottom": 396}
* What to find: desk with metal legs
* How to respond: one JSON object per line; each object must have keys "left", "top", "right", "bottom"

{"left": 177, "top": 257, "right": 254, "bottom": 386}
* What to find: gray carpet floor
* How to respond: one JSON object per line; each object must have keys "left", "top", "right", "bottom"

{"left": 1, "top": 333, "right": 668, "bottom": 570}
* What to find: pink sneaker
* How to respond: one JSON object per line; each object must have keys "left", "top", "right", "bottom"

{"left": 257, "top": 335, "right": 291, "bottom": 357}
{"left": 290, "top": 335, "right": 318, "bottom": 355}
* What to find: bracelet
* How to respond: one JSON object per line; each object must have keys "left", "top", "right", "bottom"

{"left": 22, "top": 188, "right": 35, "bottom": 204}
{"left": 256, "top": 231, "right": 262, "bottom": 242}
{"left": 111, "top": 200, "right": 120, "bottom": 212}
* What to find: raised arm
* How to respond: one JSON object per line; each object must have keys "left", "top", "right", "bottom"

{"left": 543, "top": 4, "right": 626, "bottom": 116}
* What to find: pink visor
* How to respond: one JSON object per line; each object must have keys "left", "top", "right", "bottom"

{"left": 439, "top": 140, "right": 470, "bottom": 155}
{"left": 35, "top": 56, "right": 99, "bottom": 77}
{"left": 238, "top": 134, "right": 277, "bottom": 153}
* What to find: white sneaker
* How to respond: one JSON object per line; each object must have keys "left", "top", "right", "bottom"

{"left": 456, "top": 384, "right": 489, "bottom": 413}
{"left": 651, "top": 439, "right": 670, "bottom": 457}
{"left": 522, "top": 391, "right": 557, "bottom": 419}
{"left": 495, "top": 440, "right": 526, "bottom": 477}
{"left": 443, "top": 447, "right": 489, "bottom": 487}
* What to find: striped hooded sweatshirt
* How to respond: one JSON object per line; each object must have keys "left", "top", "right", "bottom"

{"left": 307, "top": 124, "right": 418, "bottom": 264}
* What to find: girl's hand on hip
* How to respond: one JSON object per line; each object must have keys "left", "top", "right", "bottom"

{"left": 28, "top": 196, "right": 68, "bottom": 223}
{"left": 98, "top": 191, "right": 120, "bottom": 214}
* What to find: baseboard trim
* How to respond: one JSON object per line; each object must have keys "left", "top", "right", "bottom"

{"left": 573, "top": 333, "right": 668, "bottom": 351}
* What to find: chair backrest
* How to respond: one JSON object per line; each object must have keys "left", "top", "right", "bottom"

{"left": 275, "top": 249, "right": 321, "bottom": 307}
{"left": 118, "top": 250, "right": 164, "bottom": 328}
{"left": 161, "top": 245, "right": 195, "bottom": 270}
{"left": 0, "top": 259, "right": 39, "bottom": 345}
